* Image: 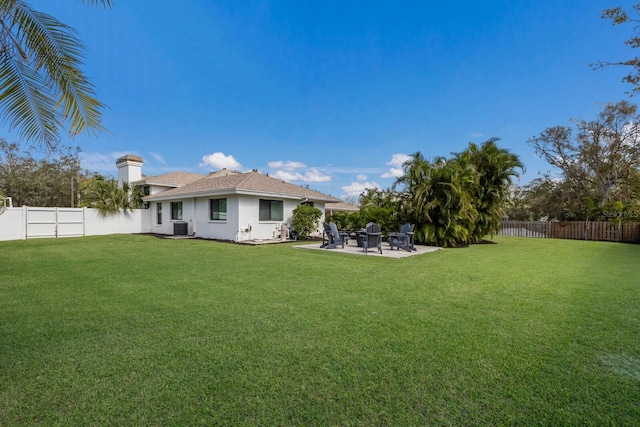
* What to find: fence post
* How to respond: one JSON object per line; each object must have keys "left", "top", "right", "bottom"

{"left": 21, "top": 205, "right": 27, "bottom": 240}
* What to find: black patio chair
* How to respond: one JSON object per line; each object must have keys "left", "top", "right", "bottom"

{"left": 362, "top": 222, "right": 383, "bottom": 254}
{"left": 324, "top": 222, "right": 347, "bottom": 249}
{"left": 388, "top": 223, "right": 416, "bottom": 252}
{"left": 320, "top": 222, "right": 332, "bottom": 248}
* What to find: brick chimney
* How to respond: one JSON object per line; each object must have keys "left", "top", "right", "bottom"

{"left": 116, "top": 154, "right": 143, "bottom": 186}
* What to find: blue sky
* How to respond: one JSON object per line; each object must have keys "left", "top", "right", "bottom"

{"left": 3, "top": 0, "right": 637, "bottom": 199}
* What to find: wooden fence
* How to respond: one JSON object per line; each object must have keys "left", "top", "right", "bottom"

{"left": 498, "top": 221, "right": 640, "bottom": 243}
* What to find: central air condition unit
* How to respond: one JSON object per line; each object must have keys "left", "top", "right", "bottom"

{"left": 173, "top": 222, "right": 188, "bottom": 236}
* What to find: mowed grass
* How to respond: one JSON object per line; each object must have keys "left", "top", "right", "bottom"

{"left": 1, "top": 235, "right": 640, "bottom": 425}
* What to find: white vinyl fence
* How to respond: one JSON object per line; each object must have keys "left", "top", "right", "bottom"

{"left": 0, "top": 206, "right": 149, "bottom": 241}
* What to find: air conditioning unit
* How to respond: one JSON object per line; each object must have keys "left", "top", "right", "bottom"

{"left": 173, "top": 222, "right": 188, "bottom": 236}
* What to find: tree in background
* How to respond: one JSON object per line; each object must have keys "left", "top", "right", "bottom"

{"left": 326, "top": 189, "right": 401, "bottom": 233}
{"left": 506, "top": 177, "right": 588, "bottom": 221}
{"left": 325, "top": 210, "right": 360, "bottom": 231}
{"left": 291, "top": 204, "right": 322, "bottom": 239}
{"left": 593, "top": 2, "right": 640, "bottom": 94}
{"left": 0, "top": 0, "right": 111, "bottom": 148}
{"left": 357, "top": 188, "right": 400, "bottom": 232}
{"left": 528, "top": 101, "right": 640, "bottom": 213}
{"left": 0, "top": 138, "right": 85, "bottom": 206}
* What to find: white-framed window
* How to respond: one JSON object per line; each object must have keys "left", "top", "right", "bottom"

{"left": 171, "top": 202, "right": 182, "bottom": 220}
{"left": 157, "top": 203, "right": 162, "bottom": 224}
{"left": 259, "top": 199, "right": 283, "bottom": 221}
{"left": 210, "top": 198, "right": 227, "bottom": 221}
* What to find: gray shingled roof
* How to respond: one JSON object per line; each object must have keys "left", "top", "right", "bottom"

{"left": 137, "top": 171, "right": 207, "bottom": 187}
{"left": 144, "top": 171, "right": 340, "bottom": 202}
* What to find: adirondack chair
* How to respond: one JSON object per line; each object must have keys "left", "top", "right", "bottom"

{"left": 324, "top": 222, "right": 347, "bottom": 249}
{"left": 320, "top": 222, "right": 332, "bottom": 248}
{"left": 362, "top": 222, "right": 383, "bottom": 254}
{"left": 355, "top": 222, "right": 376, "bottom": 247}
{"left": 388, "top": 223, "right": 416, "bottom": 252}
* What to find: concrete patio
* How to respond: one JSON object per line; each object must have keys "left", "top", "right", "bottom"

{"left": 294, "top": 241, "right": 441, "bottom": 258}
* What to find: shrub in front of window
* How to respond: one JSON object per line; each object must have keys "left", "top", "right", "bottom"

{"left": 292, "top": 204, "right": 322, "bottom": 239}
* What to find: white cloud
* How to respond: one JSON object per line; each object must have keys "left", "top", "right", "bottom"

{"left": 387, "top": 153, "right": 411, "bottom": 167}
{"left": 380, "top": 153, "right": 410, "bottom": 179}
{"left": 357, "top": 174, "right": 368, "bottom": 181}
{"left": 148, "top": 151, "right": 167, "bottom": 165}
{"left": 381, "top": 167, "right": 404, "bottom": 179}
{"left": 272, "top": 168, "right": 331, "bottom": 182}
{"left": 267, "top": 160, "right": 306, "bottom": 169}
{"left": 199, "top": 152, "right": 242, "bottom": 170}
{"left": 342, "top": 181, "right": 381, "bottom": 196}
{"left": 305, "top": 168, "right": 332, "bottom": 182}
{"left": 272, "top": 170, "right": 299, "bottom": 181}
{"left": 268, "top": 159, "right": 330, "bottom": 182}
{"left": 470, "top": 132, "right": 484, "bottom": 138}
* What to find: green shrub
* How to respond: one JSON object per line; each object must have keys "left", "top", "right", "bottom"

{"left": 292, "top": 204, "right": 322, "bottom": 239}
{"left": 327, "top": 211, "right": 361, "bottom": 230}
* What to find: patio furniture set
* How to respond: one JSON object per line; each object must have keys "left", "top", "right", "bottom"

{"left": 320, "top": 222, "right": 416, "bottom": 254}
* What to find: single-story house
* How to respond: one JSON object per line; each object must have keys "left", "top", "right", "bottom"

{"left": 116, "top": 155, "right": 341, "bottom": 241}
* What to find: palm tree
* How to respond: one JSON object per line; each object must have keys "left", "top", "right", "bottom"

{"left": 423, "top": 157, "right": 478, "bottom": 247}
{"left": 81, "top": 174, "right": 120, "bottom": 215}
{"left": 395, "top": 153, "right": 478, "bottom": 247}
{"left": 394, "top": 140, "right": 522, "bottom": 247}
{"left": 81, "top": 173, "right": 141, "bottom": 216}
{"left": 393, "top": 151, "right": 430, "bottom": 225}
{"left": 454, "top": 139, "right": 523, "bottom": 242}
{"left": 0, "top": 0, "right": 112, "bottom": 148}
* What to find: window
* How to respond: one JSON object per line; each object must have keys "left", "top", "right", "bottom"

{"left": 142, "top": 185, "right": 150, "bottom": 196}
{"left": 302, "top": 201, "right": 314, "bottom": 207}
{"left": 157, "top": 203, "right": 162, "bottom": 225}
{"left": 210, "top": 198, "right": 227, "bottom": 220}
{"left": 171, "top": 202, "right": 182, "bottom": 220}
{"left": 259, "top": 199, "right": 283, "bottom": 221}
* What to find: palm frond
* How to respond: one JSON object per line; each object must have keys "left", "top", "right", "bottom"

{"left": 76, "top": 0, "right": 113, "bottom": 7}
{"left": 0, "top": 0, "right": 107, "bottom": 147}
{"left": 0, "top": 50, "right": 59, "bottom": 143}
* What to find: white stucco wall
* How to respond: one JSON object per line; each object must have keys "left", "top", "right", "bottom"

{"left": 149, "top": 201, "right": 164, "bottom": 234}
{"left": 191, "top": 195, "right": 240, "bottom": 241}
{"left": 149, "top": 200, "right": 194, "bottom": 236}
{"left": 236, "top": 197, "right": 327, "bottom": 241}
{"left": 143, "top": 196, "right": 328, "bottom": 241}
{"left": 236, "top": 196, "right": 290, "bottom": 241}
{"left": 84, "top": 209, "right": 145, "bottom": 235}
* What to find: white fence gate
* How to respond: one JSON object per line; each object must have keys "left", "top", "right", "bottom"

{"left": 26, "top": 207, "right": 85, "bottom": 239}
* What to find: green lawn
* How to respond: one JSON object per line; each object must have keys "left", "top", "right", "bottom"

{"left": 1, "top": 235, "right": 639, "bottom": 425}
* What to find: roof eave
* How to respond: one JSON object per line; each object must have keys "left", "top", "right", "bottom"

{"left": 144, "top": 188, "right": 339, "bottom": 203}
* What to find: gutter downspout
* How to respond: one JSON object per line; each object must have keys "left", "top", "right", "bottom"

{"left": 190, "top": 197, "right": 196, "bottom": 236}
